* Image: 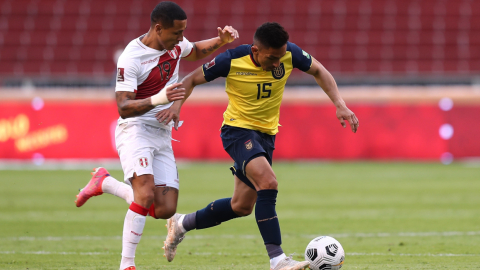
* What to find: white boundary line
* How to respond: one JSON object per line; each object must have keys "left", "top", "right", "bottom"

{"left": 2, "top": 231, "right": 480, "bottom": 242}
{"left": 0, "top": 251, "right": 478, "bottom": 257}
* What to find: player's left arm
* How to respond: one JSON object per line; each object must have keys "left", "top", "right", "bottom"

{"left": 183, "top": 25, "right": 239, "bottom": 61}
{"left": 306, "top": 58, "right": 359, "bottom": 133}
{"left": 155, "top": 67, "right": 208, "bottom": 129}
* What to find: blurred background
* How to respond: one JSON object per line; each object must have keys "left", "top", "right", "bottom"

{"left": 0, "top": 0, "right": 479, "bottom": 166}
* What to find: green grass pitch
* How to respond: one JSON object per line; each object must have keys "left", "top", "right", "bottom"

{"left": 0, "top": 162, "right": 479, "bottom": 269}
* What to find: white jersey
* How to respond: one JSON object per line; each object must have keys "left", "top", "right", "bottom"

{"left": 115, "top": 35, "right": 194, "bottom": 127}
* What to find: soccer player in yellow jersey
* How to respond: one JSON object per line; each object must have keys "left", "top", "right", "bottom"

{"left": 159, "top": 22, "right": 359, "bottom": 270}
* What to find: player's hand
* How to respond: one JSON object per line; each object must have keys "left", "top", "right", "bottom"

{"left": 155, "top": 103, "right": 182, "bottom": 130}
{"left": 218, "top": 25, "right": 239, "bottom": 44}
{"left": 165, "top": 83, "right": 186, "bottom": 102}
{"left": 336, "top": 106, "right": 359, "bottom": 133}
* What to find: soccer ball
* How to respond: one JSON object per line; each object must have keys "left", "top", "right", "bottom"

{"left": 305, "top": 236, "right": 345, "bottom": 270}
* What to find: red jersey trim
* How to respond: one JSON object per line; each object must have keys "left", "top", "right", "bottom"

{"left": 250, "top": 53, "right": 260, "bottom": 67}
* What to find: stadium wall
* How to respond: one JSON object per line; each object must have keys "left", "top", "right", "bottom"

{"left": 0, "top": 86, "right": 479, "bottom": 162}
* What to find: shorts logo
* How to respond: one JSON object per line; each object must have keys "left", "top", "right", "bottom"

{"left": 117, "top": 68, "right": 125, "bottom": 81}
{"left": 272, "top": 63, "right": 285, "bottom": 79}
{"left": 245, "top": 139, "right": 253, "bottom": 150}
{"left": 204, "top": 58, "right": 216, "bottom": 70}
{"left": 139, "top": 157, "right": 148, "bottom": 168}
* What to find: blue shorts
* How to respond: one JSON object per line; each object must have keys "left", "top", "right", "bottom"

{"left": 220, "top": 125, "right": 276, "bottom": 190}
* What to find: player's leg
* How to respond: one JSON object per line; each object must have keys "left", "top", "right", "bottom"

{"left": 120, "top": 173, "right": 155, "bottom": 270}
{"left": 118, "top": 123, "right": 159, "bottom": 269}
{"left": 246, "top": 157, "right": 309, "bottom": 270}
{"left": 163, "top": 175, "right": 256, "bottom": 262}
{"left": 148, "top": 138, "right": 180, "bottom": 220}
{"left": 75, "top": 167, "right": 134, "bottom": 207}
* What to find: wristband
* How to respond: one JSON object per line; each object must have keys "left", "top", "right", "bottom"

{"left": 150, "top": 88, "right": 169, "bottom": 106}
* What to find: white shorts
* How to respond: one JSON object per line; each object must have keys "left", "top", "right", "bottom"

{"left": 115, "top": 121, "right": 179, "bottom": 190}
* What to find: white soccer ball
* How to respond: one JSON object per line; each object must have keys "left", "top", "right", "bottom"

{"left": 305, "top": 236, "right": 345, "bottom": 270}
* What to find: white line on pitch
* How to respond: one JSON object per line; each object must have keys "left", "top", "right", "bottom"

{"left": 3, "top": 231, "right": 479, "bottom": 242}
{"left": 0, "top": 251, "right": 478, "bottom": 257}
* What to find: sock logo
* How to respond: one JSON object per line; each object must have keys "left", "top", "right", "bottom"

{"left": 131, "top": 230, "right": 143, "bottom": 237}
{"left": 306, "top": 248, "right": 318, "bottom": 261}
{"left": 325, "top": 243, "right": 338, "bottom": 257}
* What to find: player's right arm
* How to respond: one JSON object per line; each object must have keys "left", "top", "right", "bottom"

{"left": 115, "top": 83, "right": 185, "bottom": 119}
{"left": 115, "top": 55, "right": 185, "bottom": 119}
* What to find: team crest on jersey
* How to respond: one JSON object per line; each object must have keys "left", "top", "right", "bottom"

{"left": 272, "top": 63, "right": 285, "bottom": 79}
{"left": 117, "top": 68, "right": 125, "bottom": 81}
{"left": 245, "top": 139, "right": 253, "bottom": 150}
{"left": 167, "top": 47, "right": 179, "bottom": 59}
{"left": 139, "top": 157, "right": 148, "bottom": 168}
{"left": 204, "top": 58, "right": 216, "bottom": 70}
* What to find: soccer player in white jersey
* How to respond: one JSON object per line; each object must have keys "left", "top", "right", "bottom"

{"left": 74, "top": 2, "right": 238, "bottom": 270}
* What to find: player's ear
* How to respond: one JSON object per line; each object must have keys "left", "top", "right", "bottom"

{"left": 154, "top": 23, "right": 162, "bottom": 34}
{"left": 251, "top": 45, "right": 259, "bottom": 55}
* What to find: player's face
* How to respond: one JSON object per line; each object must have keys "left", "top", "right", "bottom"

{"left": 255, "top": 44, "right": 287, "bottom": 71}
{"left": 157, "top": 19, "right": 187, "bottom": 51}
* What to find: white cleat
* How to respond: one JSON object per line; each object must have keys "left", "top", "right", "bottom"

{"left": 271, "top": 255, "right": 310, "bottom": 270}
{"left": 164, "top": 213, "right": 186, "bottom": 262}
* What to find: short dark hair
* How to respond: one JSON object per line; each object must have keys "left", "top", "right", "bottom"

{"left": 254, "top": 22, "right": 289, "bottom": 49}
{"left": 151, "top": 1, "right": 187, "bottom": 28}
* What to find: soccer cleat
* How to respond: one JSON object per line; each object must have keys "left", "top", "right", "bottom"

{"left": 123, "top": 267, "right": 135, "bottom": 270}
{"left": 270, "top": 254, "right": 310, "bottom": 270}
{"left": 163, "top": 213, "right": 186, "bottom": 262}
{"left": 75, "top": 167, "right": 110, "bottom": 207}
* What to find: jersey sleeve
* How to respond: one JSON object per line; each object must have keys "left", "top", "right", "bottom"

{"left": 115, "top": 54, "right": 139, "bottom": 92}
{"left": 202, "top": 50, "right": 232, "bottom": 82}
{"left": 288, "top": 42, "right": 313, "bottom": 72}
{"left": 180, "top": 37, "right": 194, "bottom": 58}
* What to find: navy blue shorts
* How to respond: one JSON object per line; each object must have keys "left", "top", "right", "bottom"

{"left": 220, "top": 125, "right": 276, "bottom": 190}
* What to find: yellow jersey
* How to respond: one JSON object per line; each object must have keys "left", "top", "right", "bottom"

{"left": 202, "top": 42, "right": 312, "bottom": 135}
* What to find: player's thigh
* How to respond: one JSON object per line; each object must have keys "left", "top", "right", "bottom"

{"left": 115, "top": 122, "right": 156, "bottom": 183}
{"left": 130, "top": 173, "right": 156, "bottom": 208}
{"left": 151, "top": 140, "right": 179, "bottom": 190}
{"left": 245, "top": 155, "right": 277, "bottom": 190}
{"left": 231, "top": 175, "right": 257, "bottom": 216}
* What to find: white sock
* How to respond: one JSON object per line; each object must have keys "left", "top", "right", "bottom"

{"left": 270, "top": 253, "right": 286, "bottom": 269}
{"left": 120, "top": 208, "right": 146, "bottom": 269}
{"left": 102, "top": 176, "right": 134, "bottom": 205}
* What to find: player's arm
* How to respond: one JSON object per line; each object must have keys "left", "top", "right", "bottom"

{"left": 306, "top": 58, "right": 359, "bottom": 133}
{"left": 155, "top": 67, "right": 207, "bottom": 127}
{"left": 115, "top": 83, "right": 186, "bottom": 119}
{"left": 183, "top": 26, "right": 239, "bottom": 61}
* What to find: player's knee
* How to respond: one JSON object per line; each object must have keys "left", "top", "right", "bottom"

{"left": 257, "top": 175, "right": 278, "bottom": 190}
{"left": 232, "top": 203, "right": 254, "bottom": 217}
{"left": 154, "top": 205, "right": 176, "bottom": 219}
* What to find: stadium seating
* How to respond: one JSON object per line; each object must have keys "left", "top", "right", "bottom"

{"left": 0, "top": 0, "right": 478, "bottom": 82}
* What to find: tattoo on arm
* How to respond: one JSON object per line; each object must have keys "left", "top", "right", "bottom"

{"left": 201, "top": 43, "right": 221, "bottom": 54}
{"left": 116, "top": 91, "right": 154, "bottom": 119}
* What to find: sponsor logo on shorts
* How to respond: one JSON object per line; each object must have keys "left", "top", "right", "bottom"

{"left": 139, "top": 157, "right": 148, "bottom": 168}
{"left": 245, "top": 139, "right": 253, "bottom": 150}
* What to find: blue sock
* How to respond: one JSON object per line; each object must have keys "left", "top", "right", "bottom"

{"left": 195, "top": 198, "right": 240, "bottom": 230}
{"left": 256, "top": 189, "right": 282, "bottom": 251}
